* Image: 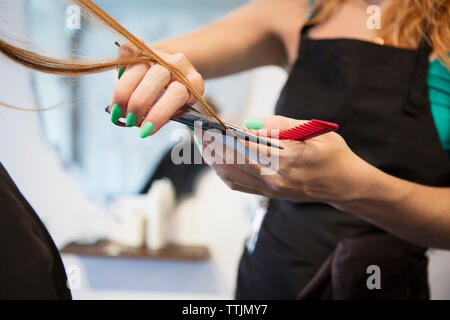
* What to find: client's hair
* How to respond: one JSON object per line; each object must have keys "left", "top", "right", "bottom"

{"left": 0, "top": 0, "right": 226, "bottom": 128}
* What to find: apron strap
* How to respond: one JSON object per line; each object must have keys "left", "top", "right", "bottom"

{"left": 402, "top": 36, "right": 433, "bottom": 116}
{"left": 300, "top": 23, "right": 314, "bottom": 37}
{"left": 301, "top": 0, "right": 317, "bottom": 36}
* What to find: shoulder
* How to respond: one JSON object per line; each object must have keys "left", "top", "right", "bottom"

{"left": 250, "top": 0, "right": 309, "bottom": 27}
{"left": 251, "top": 0, "right": 310, "bottom": 67}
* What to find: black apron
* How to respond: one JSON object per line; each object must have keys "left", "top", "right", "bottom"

{"left": 236, "top": 24, "right": 450, "bottom": 299}
{"left": 0, "top": 163, "right": 71, "bottom": 299}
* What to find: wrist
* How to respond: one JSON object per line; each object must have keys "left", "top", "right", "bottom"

{"left": 330, "top": 159, "right": 413, "bottom": 217}
{"left": 329, "top": 157, "right": 379, "bottom": 211}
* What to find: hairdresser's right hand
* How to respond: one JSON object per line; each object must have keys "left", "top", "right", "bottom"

{"left": 110, "top": 41, "right": 204, "bottom": 138}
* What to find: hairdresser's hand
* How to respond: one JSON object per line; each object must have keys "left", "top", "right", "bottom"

{"left": 202, "top": 116, "right": 371, "bottom": 204}
{"left": 110, "top": 41, "right": 204, "bottom": 138}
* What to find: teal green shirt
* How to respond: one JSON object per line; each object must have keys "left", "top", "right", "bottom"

{"left": 428, "top": 59, "right": 450, "bottom": 158}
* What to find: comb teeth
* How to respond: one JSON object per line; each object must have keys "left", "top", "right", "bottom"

{"left": 279, "top": 119, "right": 339, "bottom": 141}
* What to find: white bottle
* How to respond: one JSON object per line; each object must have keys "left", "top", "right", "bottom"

{"left": 110, "top": 196, "right": 147, "bottom": 248}
{"left": 145, "top": 178, "right": 176, "bottom": 250}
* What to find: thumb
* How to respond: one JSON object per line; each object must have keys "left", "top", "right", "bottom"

{"left": 118, "top": 37, "right": 145, "bottom": 59}
{"left": 244, "top": 115, "right": 307, "bottom": 137}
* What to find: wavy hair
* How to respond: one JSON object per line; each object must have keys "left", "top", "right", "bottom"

{"left": 308, "top": 0, "right": 449, "bottom": 67}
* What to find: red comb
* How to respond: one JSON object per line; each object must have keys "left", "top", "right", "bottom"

{"left": 279, "top": 119, "right": 339, "bottom": 141}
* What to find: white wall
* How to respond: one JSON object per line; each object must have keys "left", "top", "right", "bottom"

{"left": 1, "top": 0, "right": 449, "bottom": 300}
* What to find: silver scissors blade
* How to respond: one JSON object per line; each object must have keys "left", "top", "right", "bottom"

{"left": 171, "top": 107, "right": 283, "bottom": 149}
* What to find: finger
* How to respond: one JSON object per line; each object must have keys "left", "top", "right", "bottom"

{"left": 157, "top": 51, "right": 204, "bottom": 104}
{"left": 110, "top": 63, "right": 150, "bottom": 121}
{"left": 237, "top": 136, "right": 278, "bottom": 160}
{"left": 116, "top": 38, "right": 145, "bottom": 78}
{"left": 225, "top": 137, "right": 279, "bottom": 175}
{"left": 117, "top": 37, "right": 145, "bottom": 59}
{"left": 139, "top": 81, "right": 189, "bottom": 138}
{"left": 126, "top": 65, "right": 171, "bottom": 127}
{"left": 244, "top": 115, "right": 309, "bottom": 137}
{"left": 243, "top": 136, "right": 302, "bottom": 160}
{"left": 117, "top": 41, "right": 142, "bottom": 59}
{"left": 185, "top": 70, "right": 204, "bottom": 104}
{"left": 211, "top": 154, "right": 284, "bottom": 198}
{"left": 213, "top": 166, "right": 267, "bottom": 195}
{"left": 211, "top": 163, "right": 267, "bottom": 194}
{"left": 201, "top": 137, "right": 266, "bottom": 177}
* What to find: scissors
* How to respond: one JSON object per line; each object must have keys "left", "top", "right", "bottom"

{"left": 105, "top": 105, "right": 282, "bottom": 150}
{"left": 105, "top": 104, "right": 282, "bottom": 168}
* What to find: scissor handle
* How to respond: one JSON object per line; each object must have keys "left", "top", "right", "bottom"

{"left": 106, "top": 104, "right": 196, "bottom": 128}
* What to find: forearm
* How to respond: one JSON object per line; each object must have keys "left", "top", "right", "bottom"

{"left": 334, "top": 163, "right": 450, "bottom": 249}
{"left": 152, "top": 0, "right": 303, "bottom": 79}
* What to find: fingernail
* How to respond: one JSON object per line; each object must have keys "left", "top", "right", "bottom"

{"left": 244, "top": 118, "right": 264, "bottom": 130}
{"left": 187, "top": 125, "right": 194, "bottom": 131}
{"left": 140, "top": 122, "right": 154, "bottom": 138}
{"left": 111, "top": 104, "right": 122, "bottom": 123}
{"left": 126, "top": 113, "right": 137, "bottom": 127}
{"left": 118, "top": 67, "right": 125, "bottom": 79}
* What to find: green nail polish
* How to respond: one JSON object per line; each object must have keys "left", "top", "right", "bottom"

{"left": 126, "top": 113, "right": 137, "bottom": 127}
{"left": 140, "top": 122, "right": 154, "bottom": 138}
{"left": 111, "top": 104, "right": 122, "bottom": 123}
{"left": 118, "top": 67, "right": 125, "bottom": 79}
{"left": 187, "top": 125, "right": 194, "bottom": 131}
{"left": 244, "top": 118, "right": 264, "bottom": 130}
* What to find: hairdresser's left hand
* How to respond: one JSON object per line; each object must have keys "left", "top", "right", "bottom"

{"left": 203, "top": 116, "right": 372, "bottom": 204}
{"left": 110, "top": 41, "right": 204, "bottom": 137}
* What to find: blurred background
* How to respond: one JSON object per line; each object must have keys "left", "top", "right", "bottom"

{"left": 0, "top": 0, "right": 449, "bottom": 299}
